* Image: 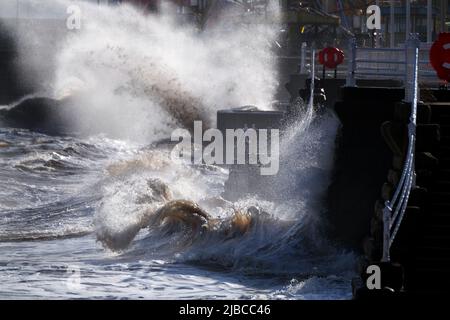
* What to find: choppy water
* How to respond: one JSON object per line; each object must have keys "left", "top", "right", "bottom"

{"left": 0, "top": 0, "right": 356, "bottom": 299}
{"left": 0, "top": 108, "right": 356, "bottom": 300}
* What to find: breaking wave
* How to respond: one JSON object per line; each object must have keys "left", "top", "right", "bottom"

{"left": 91, "top": 106, "right": 352, "bottom": 277}
{"left": 2, "top": 0, "right": 280, "bottom": 141}
{"left": 0, "top": 0, "right": 356, "bottom": 298}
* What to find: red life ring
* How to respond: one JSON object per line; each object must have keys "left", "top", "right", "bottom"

{"left": 318, "top": 47, "right": 345, "bottom": 69}
{"left": 430, "top": 33, "right": 450, "bottom": 82}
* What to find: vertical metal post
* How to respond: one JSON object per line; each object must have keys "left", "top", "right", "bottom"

{"left": 300, "top": 42, "right": 307, "bottom": 74}
{"left": 406, "top": 0, "right": 411, "bottom": 42}
{"left": 442, "top": 0, "right": 448, "bottom": 33}
{"left": 382, "top": 206, "right": 391, "bottom": 262}
{"left": 405, "top": 34, "right": 421, "bottom": 103}
{"left": 346, "top": 38, "right": 357, "bottom": 87}
{"left": 427, "top": 0, "right": 432, "bottom": 43}
{"left": 390, "top": 0, "right": 395, "bottom": 47}
{"left": 374, "top": 0, "right": 380, "bottom": 48}
{"left": 309, "top": 48, "right": 316, "bottom": 109}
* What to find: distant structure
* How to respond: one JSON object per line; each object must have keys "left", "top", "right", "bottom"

{"left": 103, "top": 1, "right": 345, "bottom": 49}
{"left": 107, "top": 1, "right": 450, "bottom": 48}
{"left": 318, "top": 0, "right": 449, "bottom": 47}
{"left": 378, "top": 0, "right": 449, "bottom": 45}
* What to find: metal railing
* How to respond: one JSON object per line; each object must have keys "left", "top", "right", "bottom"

{"left": 295, "top": 38, "right": 422, "bottom": 262}
{"left": 381, "top": 39, "right": 420, "bottom": 263}
{"left": 346, "top": 36, "right": 437, "bottom": 87}
{"left": 295, "top": 40, "right": 436, "bottom": 85}
{"left": 295, "top": 36, "right": 425, "bottom": 262}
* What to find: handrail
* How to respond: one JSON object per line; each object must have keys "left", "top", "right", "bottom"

{"left": 343, "top": 35, "right": 421, "bottom": 262}
{"left": 381, "top": 41, "right": 419, "bottom": 263}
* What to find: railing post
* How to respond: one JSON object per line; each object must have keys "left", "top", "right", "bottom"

{"left": 346, "top": 37, "right": 357, "bottom": 87}
{"left": 309, "top": 48, "right": 315, "bottom": 108}
{"left": 300, "top": 42, "right": 307, "bottom": 74}
{"left": 390, "top": 0, "right": 395, "bottom": 48}
{"left": 404, "top": 34, "right": 421, "bottom": 103}
{"left": 406, "top": 0, "right": 411, "bottom": 42}
{"left": 427, "top": 0, "right": 433, "bottom": 44}
{"left": 382, "top": 205, "right": 392, "bottom": 262}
